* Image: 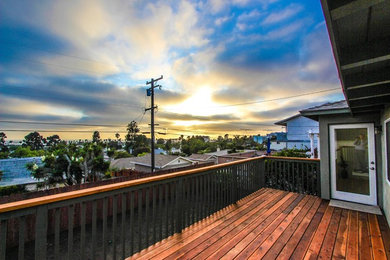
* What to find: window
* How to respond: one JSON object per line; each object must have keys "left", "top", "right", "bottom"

{"left": 386, "top": 120, "right": 390, "bottom": 182}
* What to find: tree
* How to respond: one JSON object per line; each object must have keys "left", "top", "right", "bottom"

{"left": 24, "top": 132, "right": 45, "bottom": 150}
{"left": 28, "top": 141, "right": 110, "bottom": 187}
{"left": 0, "top": 132, "right": 8, "bottom": 153}
{"left": 47, "top": 134, "right": 61, "bottom": 147}
{"left": 125, "top": 121, "right": 140, "bottom": 152}
{"left": 157, "top": 138, "right": 165, "bottom": 145}
{"left": 164, "top": 139, "right": 172, "bottom": 152}
{"left": 115, "top": 133, "right": 120, "bottom": 139}
{"left": 92, "top": 131, "right": 101, "bottom": 143}
{"left": 11, "top": 146, "right": 45, "bottom": 158}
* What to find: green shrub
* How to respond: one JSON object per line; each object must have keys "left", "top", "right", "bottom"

{"left": 0, "top": 185, "right": 27, "bottom": 196}
{"left": 114, "top": 151, "right": 132, "bottom": 159}
{"left": 274, "top": 148, "right": 308, "bottom": 158}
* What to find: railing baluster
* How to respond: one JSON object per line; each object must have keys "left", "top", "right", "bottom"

{"left": 202, "top": 175, "right": 206, "bottom": 218}
{"left": 121, "top": 193, "right": 126, "bottom": 259}
{"left": 176, "top": 179, "right": 183, "bottom": 233}
{"left": 145, "top": 187, "right": 149, "bottom": 246}
{"left": 138, "top": 189, "right": 142, "bottom": 252}
{"left": 54, "top": 208, "right": 60, "bottom": 260}
{"left": 184, "top": 179, "right": 188, "bottom": 226}
{"left": 68, "top": 204, "right": 74, "bottom": 260}
{"left": 197, "top": 175, "right": 201, "bottom": 219}
{"left": 81, "top": 202, "right": 86, "bottom": 259}
{"left": 159, "top": 185, "right": 163, "bottom": 241}
{"left": 0, "top": 219, "right": 7, "bottom": 260}
{"left": 103, "top": 197, "right": 108, "bottom": 260}
{"left": 18, "top": 216, "right": 25, "bottom": 260}
{"left": 113, "top": 195, "right": 118, "bottom": 260}
{"left": 225, "top": 169, "right": 228, "bottom": 206}
{"left": 92, "top": 200, "right": 97, "bottom": 260}
{"left": 130, "top": 191, "right": 134, "bottom": 255}
{"left": 170, "top": 183, "right": 175, "bottom": 235}
{"left": 165, "top": 184, "right": 169, "bottom": 238}
{"left": 35, "top": 206, "right": 48, "bottom": 260}
{"left": 191, "top": 177, "right": 195, "bottom": 224}
{"left": 207, "top": 173, "right": 211, "bottom": 216}
{"left": 152, "top": 185, "right": 156, "bottom": 244}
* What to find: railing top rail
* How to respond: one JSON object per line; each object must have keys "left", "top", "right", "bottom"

{"left": 0, "top": 156, "right": 263, "bottom": 213}
{"left": 266, "top": 156, "right": 320, "bottom": 162}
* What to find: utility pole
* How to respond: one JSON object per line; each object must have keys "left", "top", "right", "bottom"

{"left": 145, "top": 75, "right": 163, "bottom": 172}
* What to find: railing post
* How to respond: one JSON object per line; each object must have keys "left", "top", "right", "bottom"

{"left": 232, "top": 165, "right": 238, "bottom": 202}
{"left": 176, "top": 178, "right": 184, "bottom": 233}
{"left": 35, "top": 205, "right": 48, "bottom": 260}
{"left": 316, "top": 161, "right": 321, "bottom": 196}
{"left": 258, "top": 158, "right": 265, "bottom": 189}
{"left": 0, "top": 219, "right": 7, "bottom": 260}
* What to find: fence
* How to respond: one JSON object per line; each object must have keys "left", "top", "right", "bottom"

{"left": 0, "top": 156, "right": 320, "bottom": 259}
{"left": 264, "top": 156, "right": 321, "bottom": 196}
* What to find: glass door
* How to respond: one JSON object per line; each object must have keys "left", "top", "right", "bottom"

{"left": 329, "top": 124, "right": 376, "bottom": 205}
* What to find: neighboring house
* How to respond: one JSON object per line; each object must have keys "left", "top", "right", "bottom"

{"left": 267, "top": 132, "right": 288, "bottom": 151}
{"left": 253, "top": 135, "right": 266, "bottom": 144}
{"left": 188, "top": 154, "right": 217, "bottom": 164}
{"left": 170, "top": 147, "right": 181, "bottom": 154}
{"left": 0, "top": 157, "right": 42, "bottom": 187}
{"left": 302, "top": 0, "right": 390, "bottom": 226}
{"left": 274, "top": 114, "right": 319, "bottom": 150}
{"left": 154, "top": 148, "right": 165, "bottom": 155}
{"left": 205, "top": 149, "right": 259, "bottom": 164}
{"left": 111, "top": 154, "right": 195, "bottom": 172}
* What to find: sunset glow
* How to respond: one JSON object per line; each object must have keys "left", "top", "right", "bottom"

{"left": 0, "top": 0, "right": 344, "bottom": 140}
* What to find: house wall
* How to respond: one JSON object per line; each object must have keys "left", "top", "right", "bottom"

{"left": 286, "top": 141, "right": 311, "bottom": 150}
{"left": 286, "top": 116, "right": 318, "bottom": 149}
{"left": 270, "top": 141, "right": 287, "bottom": 150}
{"left": 318, "top": 113, "right": 383, "bottom": 208}
{"left": 287, "top": 116, "right": 319, "bottom": 140}
{"left": 381, "top": 105, "right": 390, "bottom": 225}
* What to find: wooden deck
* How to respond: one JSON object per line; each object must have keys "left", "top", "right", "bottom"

{"left": 128, "top": 188, "right": 390, "bottom": 259}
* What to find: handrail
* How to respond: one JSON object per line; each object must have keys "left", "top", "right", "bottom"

{"left": 0, "top": 156, "right": 263, "bottom": 213}
{"left": 265, "top": 156, "right": 320, "bottom": 162}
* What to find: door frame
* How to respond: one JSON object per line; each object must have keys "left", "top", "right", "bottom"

{"left": 329, "top": 123, "right": 377, "bottom": 205}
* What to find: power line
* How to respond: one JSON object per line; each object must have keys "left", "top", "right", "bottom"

{"left": 161, "top": 88, "right": 341, "bottom": 110}
{"left": 13, "top": 58, "right": 106, "bottom": 75}
{"left": 0, "top": 91, "right": 145, "bottom": 109}
{"left": 0, "top": 42, "right": 112, "bottom": 66}
{"left": 0, "top": 120, "right": 126, "bottom": 127}
{"left": 0, "top": 129, "right": 129, "bottom": 133}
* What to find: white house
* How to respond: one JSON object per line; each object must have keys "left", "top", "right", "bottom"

{"left": 275, "top": 114, "right": 319, "bottom": 151}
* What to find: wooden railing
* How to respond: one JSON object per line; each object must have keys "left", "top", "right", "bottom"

{"left": 0, "top": 156, "right": 320, "bottom": 260}
{"left": 264, "top": 156, "right": 321, "bottom": 196}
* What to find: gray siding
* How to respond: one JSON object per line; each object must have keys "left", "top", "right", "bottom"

{"left": 381, "top": 105, "right": 390, "bottom": 226}
{"left": 318, "top": 113, "right": 382, "bottom": 209}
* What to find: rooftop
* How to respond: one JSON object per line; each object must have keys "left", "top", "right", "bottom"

{"left": 274, "top": 114, "right": 301, "bottom": 126}
{"left": 300, "top": 100, "right": 350, "bottom": 120}
{"left": 111, "top": 154, "right": 192, "bottom": 169}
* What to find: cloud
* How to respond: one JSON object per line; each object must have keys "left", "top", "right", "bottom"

{"left": 215, "top": 15, "right": 233, "bottom": 26}
{"left": 262, "top": 4, "right": 303, "bottom": 25}
{"left": 158, "top": 111, "right": 239, "bottom": 122}
{"left": 0, "top": 0, "right": 344, "bottom": 140}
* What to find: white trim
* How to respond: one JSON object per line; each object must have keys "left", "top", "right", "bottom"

{"left": 329, "top": 123, "right": 377, "bottom": 205}
{"left": 162, "top": 156, "right": 195, "bottom": 168}
{"left": 384, "top": 118, "right": 390, "bottom": 186}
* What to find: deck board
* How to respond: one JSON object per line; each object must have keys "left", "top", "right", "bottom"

{"left": 128, "top": 188, "right": 390, "bottom": 260}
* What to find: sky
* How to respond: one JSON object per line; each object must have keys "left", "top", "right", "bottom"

{"left": 0, "top": 0, "right": 344, "bottom": 140}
